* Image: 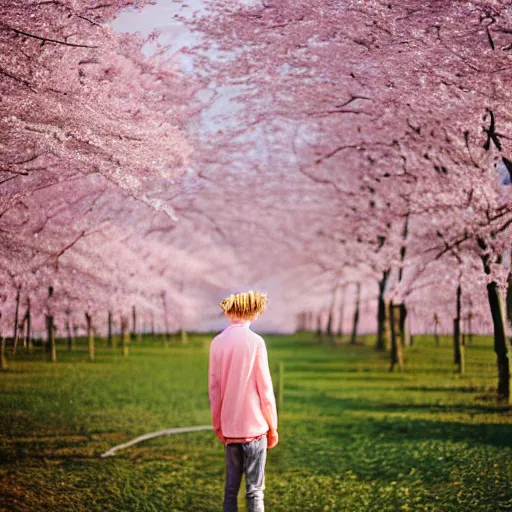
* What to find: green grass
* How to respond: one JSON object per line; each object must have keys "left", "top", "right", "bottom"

{"left": 1, "top": 333, "right": 512, "bottom": 511}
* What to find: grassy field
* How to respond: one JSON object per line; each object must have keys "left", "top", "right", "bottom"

{"left": 1, "top": 332, "right": 512, "bottom": 512}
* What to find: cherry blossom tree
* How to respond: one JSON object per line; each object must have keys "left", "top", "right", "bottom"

{"left": 0, "top": 0, "right": 198, "bottom": 356}
{"left": 185, "top": 0, "right": 512, "bottom": 396}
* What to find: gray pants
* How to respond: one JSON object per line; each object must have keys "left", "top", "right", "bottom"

{"left": 223, "top": 436, "right": 267, "bottom": 512}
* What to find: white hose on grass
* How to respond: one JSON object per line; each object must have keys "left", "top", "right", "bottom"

{"left": 100, "top": 425, "right": 213, "bottom": 457}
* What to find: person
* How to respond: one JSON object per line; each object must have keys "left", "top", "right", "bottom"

{"left": 208, "top": 290, "right": 279, "bottom": 512}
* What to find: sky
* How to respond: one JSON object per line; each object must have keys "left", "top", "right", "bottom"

{"left": 112, "top": 0, "right": 204, "bottom": 65}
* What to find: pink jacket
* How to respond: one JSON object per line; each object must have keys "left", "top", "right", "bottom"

{"left": 208, "top": 321, "right": 278, "bottom": 441}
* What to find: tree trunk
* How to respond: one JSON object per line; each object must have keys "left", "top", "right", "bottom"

{"left": 85, "top": 312, "right": 95, "bottom": 362}
{"left": 315, "top": 312, "right": 323, "bottom": 343}
{"left": 479, "top": 238, "right": 510, "bottom": 402}
{"left": 120, "top": 315, "right": 125, "bottom": 347}
{"left": 384, "top": 301, "right": 392, "bottom": 352}
{"left": 107, "top": 311, "right": 113, "bottom": 348}
{"left": 399, "top": 303, "right": 410, "bottom": 347}
{"left": 161, "top": 292, "right": 170, "bottom": 343}
{"left": 460, "top": 333, "right": 466, "bottom": 376}
{"left": 326, "top": 310, "right": 333, "bottom": 342}
{"left": 46, "top": 315, "right": 57, "bottom": 362}
{"left": 151, "top": 311, "right": 155, "bottom": 336}
{"left": 465, "top": 313, "right": 474, "bottom": 345}
{"left": 393, "top": 214, "right": 409, "bottom": 353}
{"left": 13, "top": 285, "right": 21, "bottom": 354}
{"left": 433, "top": 313, "right": 440, "bottom": 346}
{"left": 66, "top": 319, "right": 74, "bottom": 352}
{"left": 453, "top": 315, "right": 461, "bottom": 364}
{"left": 25, "top": 298, "right": 32, "bottom": 351}
{"left": 120, "top": 315, "right": 129, "bottom": 357}
{"left": 326, "top": 310, "right": 332, "bottom": 341}
{"left": 389, "top": 303, "right": 404, "bottom": 371}
{"left": 45, "top": 286, "right": 56, "bottom": 361}
{"left": 326, "top": 288, "right": 337, "bottom": 343}
{"left": 453, "top": 283, "right": 462, "bottom": 365}
{"left": 337, "top": 305, "right": 344, "bottom": 341}
{"left": 453, "top": 317, "right": 466, "bottom": 375}
{"left": 337, "top": 287, "right": 345, "bottom": 341}
{"left": 375, "top": 270, "right": 390, "bottom": 351}
{"left": 1, "top": 336, "right": 7, "bottom": 371}
{"left": 18, "top": 318, "right": 25, "bottom": 352}
{"left": 507, "top": 271, "right": 512, "bottom": 329}
{"left": 350, "top": 283, "right": 361, "bottom": 345}
{"left": 487, "top": 281, "right": 510, "bottom": 401}
{"left": 132, "top": 305, "right": 137, "bottom": 342}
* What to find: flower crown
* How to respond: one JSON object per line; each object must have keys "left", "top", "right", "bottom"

{"left": 219, "top": 290, "right": 268, "bottom": 319}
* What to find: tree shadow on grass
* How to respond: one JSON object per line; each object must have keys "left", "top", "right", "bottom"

{"left": 285, "top": 389, "right": 512, "bottom": 448}
{"left": 285, "top": 363, "right": 387, "bottom": 374}
{"left": 403, "top": 385, "right": 494, "bottom": 393}
{"left": 279, "top": 391, "right": 512, "bottom": 491}
{"left": 286, "top": 396, "right": 512, "bottom": 422}
{"left": 300, "top": 415, "right": 512, "bottom": 486}
{"left": 295, "top": 374, "right": 408, "bottom": 383}
{"left": 284, "top": 362, "right": 459, "bottom": 376}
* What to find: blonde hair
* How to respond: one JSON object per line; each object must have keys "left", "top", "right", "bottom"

{"left": 219, "top": 290, "right": 268, "bottom": 321}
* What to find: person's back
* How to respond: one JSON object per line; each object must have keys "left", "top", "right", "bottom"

{"left": 208, "top": 291, "right": 278, "bottom": 512}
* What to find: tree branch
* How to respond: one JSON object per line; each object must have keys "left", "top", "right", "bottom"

{"left": 4, "top": 25, "right": 98, "bottom": 48}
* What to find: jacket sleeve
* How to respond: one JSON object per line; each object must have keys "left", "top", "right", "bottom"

{"left": 255, "top": 338, "right": 278, "bottom": 431}
{"left": 208, "top": 341, "right": 222, "bottom": 436}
